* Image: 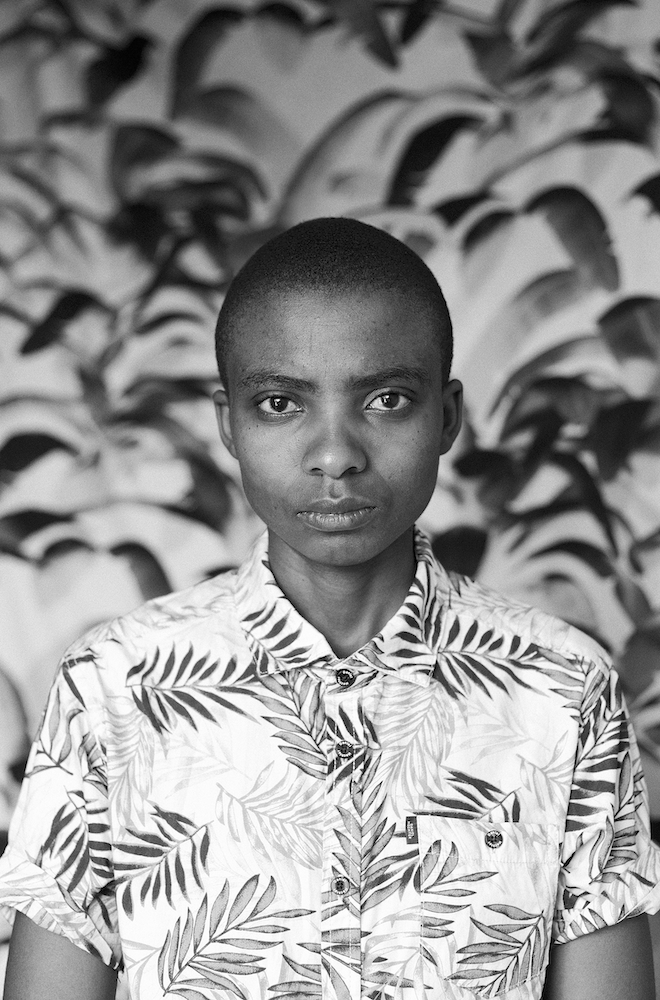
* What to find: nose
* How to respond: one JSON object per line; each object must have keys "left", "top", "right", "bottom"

{"left": 302, "top": 416, "right": 367, "bottom": 479}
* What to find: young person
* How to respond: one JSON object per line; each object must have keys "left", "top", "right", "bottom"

{"left": 1, "top": 218, "right": 658, "bottom": 1000}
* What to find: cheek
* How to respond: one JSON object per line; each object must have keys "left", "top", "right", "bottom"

{"left": 236, "top": 447, "right": 291, "bottom": 517}
{"left": 390, "top": 433, "right": 443, "bottom": 501}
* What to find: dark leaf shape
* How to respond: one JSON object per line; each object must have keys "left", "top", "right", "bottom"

{"left": 388, "top": 116, "right": 481, "bottom": 206}
{"left": 530, "top": 540, "right": 613, "bottom": 577}
{"left": 597, "top": 71, "right": 656, "bottom": 145}
{"left": 463, "top": 210, "right": 513, "bottom": 253}
{"left": 589, "top": 399, "right": 652, "bottom": 479}
{"left": 464, "top": 31, "right": 517, "bottom": 87}
{"left": 110, "top": 542, "right": 171, "bottom": 599}
{"left": 520, "top": 0, "right": 635, "bottom": 75}
{"left": 254, "top": 4, "right": 307, "bottom": 71}
{"left": 0, "top": 511, "right": 72, "bottom": 552}
{"left": 21, "top": 291, "right": 107, "bottom": 354}
{"left": 0, "top": 303, "right": 28, "bottom": 323}
{"left": 122, "top": 379, "right": 213, "bottom": 418}
{"left": 110, "top": 125, "right": 179, "bottom": 200}
{"left": 431, "top": 526, "right": 488, "bottom": 578}
{"left": 434, "top": 192, "right": 489, "bottom": 225}
{"left": 598, "top": 297, "right": 660, "bottom": 362}
{"left": 614, "top": 577, "right": 654, "bottom": 628}
{"left": 171, "top": 8, "right": 245, "bottom": 117}
{"left": 518, "top": 266, "right": 588, "bottom": 319}
{"left": 526, "top": 186, "right": 618, "bottom": 291}
{"left": 227, "top": 874, "right": 259, "bottom": 925}
{"left": 329, "top": 0, "right": 397, "bottom": 68}
{"left": 501, "top": 377, "right": 598, "bottom": 437}
{"left": 182, "top": 456, "right": 232, "bottom": 532}
{"left": 322, "top": 958, "right": 352, "bottom": 1000}
{"left": 85, "top": 35, "right": 152, "bottom": 108}
{"left": 0, "top": 433, "right": 74, "bottom": 473}
{"left": 455, "top": 449, "right": 513, "bottom": 479}
{"left": 487, "top": 903, "right": 536, "bottom": 919}
{"left": 487, "top": 334, "right": 604, "bottom": 418}
{"left": 633, "top": 172, "right": 660, "bottom": 215}
{"left": 170, "top": 84, "right": 287, "bottom": 158}
{"left": 135, "top": 313, "right": 205, "bottom": 337}
{"left": 41, "top": 539, "right": 95, "bottom": 564}
{"left": 540, "top": 450, "right": 616, "bottom": 548}
{"left": 209, "top": 882, "right": 230, "bottom": 936}
{"left": 454, "top": 450, "right": 519, "bottom": 510}
{"left": 400, "top": 0, "right": 437, "bottom": 44}
{"left": 107, "top": 202, "right": 167, "bottom": 258}
{"left": 496, "top": 0, "right": 527, "bottom": 28}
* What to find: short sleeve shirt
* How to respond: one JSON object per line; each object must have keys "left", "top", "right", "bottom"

{"left": 1, "top": 529, "right": 659, "bottom": 1000}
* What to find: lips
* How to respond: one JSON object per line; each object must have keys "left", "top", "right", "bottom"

{"left": 297, "top": 498, "right": 377, "bottom": 532}
{"left": 302, "top": 498, "right": 373, "bottom": 515}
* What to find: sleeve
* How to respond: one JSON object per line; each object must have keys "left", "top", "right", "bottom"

{"left": 553, "top": 659, "right": 660, "bottom": 943}
{"left": 0, "top": 647, "right": 120, "bottom": 968}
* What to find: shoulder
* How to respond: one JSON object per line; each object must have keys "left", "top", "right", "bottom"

{"left": 439, "top": 567, "right": 612, "bottom": 686}
{"left": 58, "top": 567, "right": 243, "bottom": 696}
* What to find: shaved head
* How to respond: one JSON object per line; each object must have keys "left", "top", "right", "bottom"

{"left": 215, "top": 217, "right": 453, "bottom": 388}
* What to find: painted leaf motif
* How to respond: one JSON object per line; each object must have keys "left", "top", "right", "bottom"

{"left": 158, "top": 877, "right": 312, "bottom": 994}
{"left": 115, "top": 807, "right": 211, "bottom": 912}
{"left": 257, "top": 670, "right": 326, "bottom": 778}
{"left": 451, "top": 904, "right": 548, "bottom": 995}
{"left": 127, "top": 644, "right": 253, "bottom": 734}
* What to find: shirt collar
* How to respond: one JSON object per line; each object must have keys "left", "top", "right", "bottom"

{"left": 234, "top": 529, "right": 450, "bottom": 687}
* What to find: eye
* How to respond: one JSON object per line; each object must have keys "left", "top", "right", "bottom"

{"left": 257, "top": 395, "right": 300, "bottom": 416}
{"left": 367, "top": 392, "right": 411, "bottom": 412}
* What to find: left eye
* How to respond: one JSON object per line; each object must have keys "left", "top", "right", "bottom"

{"left": 257, "top": 396, "right": 298, "bottom": 414}
{"left": 368, "top": 392, "right": 409, "bottom": 411}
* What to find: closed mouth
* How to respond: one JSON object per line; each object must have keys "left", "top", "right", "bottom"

{"left": 297, "top": 503, "right": 377, "bottom": 531}
{"left": 301, "top": 498, "right": 373, "bottom": 515}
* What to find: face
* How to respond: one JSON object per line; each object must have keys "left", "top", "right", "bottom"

{"left": 214, "top": 287, "right": 462, "bottom": 582}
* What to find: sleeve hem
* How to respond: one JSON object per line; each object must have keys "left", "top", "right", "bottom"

{"left": 554, "top": 879, "right": 660, "bottom": 945}
{"left": 0, "top": 852, "right": 120, "bottom": 969}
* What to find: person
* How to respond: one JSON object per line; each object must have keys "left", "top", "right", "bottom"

{"left": 0, "top": 217, "right": 658, "bottom": 1000}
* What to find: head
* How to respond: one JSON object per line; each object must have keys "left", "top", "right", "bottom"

{"left": 213, "top": 217, "right": 462, "bottom": 581}
{"left": 215, "top": 217, "right": 454, "bottom": 391}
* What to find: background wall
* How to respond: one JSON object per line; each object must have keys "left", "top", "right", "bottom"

{"left": 2, "top": 0, "right": 660, "bottom": 980}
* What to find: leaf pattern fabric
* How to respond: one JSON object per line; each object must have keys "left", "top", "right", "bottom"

{"left": 1, "top": 529, "right": 660, "bottom": 999}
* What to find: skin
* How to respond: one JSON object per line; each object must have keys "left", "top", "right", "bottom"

{"left": 4, "top": 911, "right": 117, "bottom": 1000}
{"left": 4, "top": 284, "right": 657, "bottom": 998}
{"left": 215, "top": 287, "right": 462, "bottom": 655}
{"left": 542, "top": 914, "right": 656, "bottom": 1000}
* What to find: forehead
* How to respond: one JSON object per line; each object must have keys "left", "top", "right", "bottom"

{"left": 224, "top": 287, "right": 442, "bottom": 387}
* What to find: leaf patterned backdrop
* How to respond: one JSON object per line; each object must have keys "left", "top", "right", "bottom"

{"left": 2, "top": 0, "right": 660, "bottom": 950}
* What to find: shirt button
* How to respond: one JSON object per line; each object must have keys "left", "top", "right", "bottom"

{"left": 485, "top": 830, "right": 504, "bottom": 849}
{"left": 336, "top": 667, "right": 355, "bottom": 688}
{"left": 331, "top": 876, "right": 350, "bottom": 895}
{"left": 336, "top": 740, "right": 355, "bottom": 759}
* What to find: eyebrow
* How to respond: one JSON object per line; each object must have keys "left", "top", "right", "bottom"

{"left": 238, "top": 366, "right": 432, "bottom": 392}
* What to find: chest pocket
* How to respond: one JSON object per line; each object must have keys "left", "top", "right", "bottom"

{"left": 415, "top": 816, "right": 559, "bottom": 999}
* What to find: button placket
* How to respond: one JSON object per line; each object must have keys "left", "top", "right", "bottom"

{"left": 321, "top": 682, "right": 365, "bottom": 1000}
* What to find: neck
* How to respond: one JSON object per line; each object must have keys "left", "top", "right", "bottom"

{"left": 267, "top": 530, "right": 417, "bottom": 658}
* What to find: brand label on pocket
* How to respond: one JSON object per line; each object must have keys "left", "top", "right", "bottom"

{"left": 405, "top": 815, "right": 418, "bottom": 844}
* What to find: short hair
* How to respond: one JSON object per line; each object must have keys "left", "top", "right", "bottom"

{"left": 215, "top": 217, "right": 453, "bottom": 386}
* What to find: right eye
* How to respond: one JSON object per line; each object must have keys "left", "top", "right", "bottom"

{"left": 257, "top": 395, "right": 300, "bottom": 415}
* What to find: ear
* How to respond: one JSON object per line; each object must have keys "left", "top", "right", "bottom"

{"left": 213, "top": 388, "right": 237, "bottom": 459}
{"left": 439, "top": 378, "right": 463, "bottom": 455}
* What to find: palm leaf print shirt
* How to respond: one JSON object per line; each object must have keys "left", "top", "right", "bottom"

{"left": 1, "top": 530, "right": 660, "bottom": 1000}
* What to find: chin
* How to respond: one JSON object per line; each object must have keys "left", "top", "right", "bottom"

{"left": 301, "top": 531, "right": 409, "bottom": 569}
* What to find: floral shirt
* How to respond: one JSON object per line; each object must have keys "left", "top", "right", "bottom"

{"left": 1, "top": 530, "right": 659, "bottom": 1000}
